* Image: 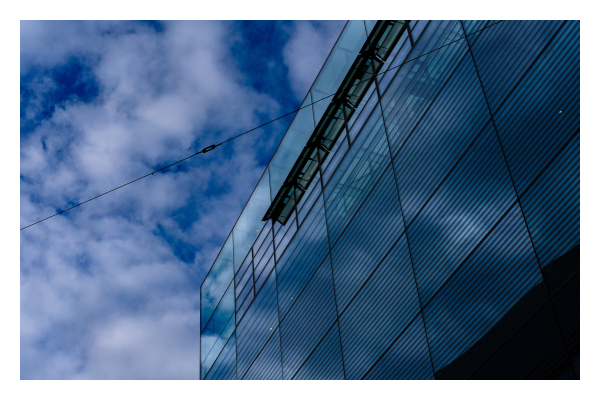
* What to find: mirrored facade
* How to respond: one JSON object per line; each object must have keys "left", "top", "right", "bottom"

{"left": 200, "top": 20, "right": 580, "bottom": 380}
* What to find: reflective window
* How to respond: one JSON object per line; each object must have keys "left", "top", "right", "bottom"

{"left": 269, "top": 93, "right": 315, "bottom": 197}
{"left": 233, "top": 171, "right": 270, "bottom": 273}
{"left": 201, "top": 234, "right": 233, "bottom": 331}
{"left": 339, "top": 234, "right": 419, "bottom": 379}
{"left": 201, "top": 283, "right": 235, "bottom": 378}
{"left": 324, "top": 103, "right": 391, "bottom": 245}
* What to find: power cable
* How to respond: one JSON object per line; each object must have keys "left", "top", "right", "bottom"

{"left": 20, "top": 21, "right": 503, "bottom": 231}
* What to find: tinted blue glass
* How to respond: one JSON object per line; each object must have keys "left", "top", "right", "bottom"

{"left": 293, "top": 324, "right": 345, "bottom": 380}
{"left": 275, "top": 217, "right": 298, "bottom": 260}
{"left": 276, "top": 194, "right": 329, "bottom": 317}
{"left": 204, "top": 331, "right": 237, "bottom": 380}
{"left": 348, "top": 85, "right": 377, "bottom": 142}
{"left": 311, "top": 20, "right": 366, "bottom": 103}
{"left": 393, "top": 52, "right": 490, "bottom": 224}
{"left": 468, "top": 20, "right": 563, "bottom": 114}
{"left": 461, "top": 20, "right": 490, "bottom": 35}
{"left": 255, "top": 254, "right": 275, "bottom": 294}
{"left": 414, "top": 21, "right": 462, "bottom": 55}
{"left": 321, "top": 135, "right": 349, "bottom": 185}
{"left": 364, "top": 314, "right": 434, "bottom": 380}
{"left": 236, "top": 288, "right": 254, "bottom": 325}
{"left": 201, "top": 234, "right": 233, "bottom": 331}
{"left": 379, "top": 30, "right": 410, "bottom": 91}
{"left": 233, "top": 171, "right": 271, "bottom": 273}
{"left": 408, "top": 124, "right": 516, "bottom": 304}
{"left": 521, "top": 133, "right": 579, "bottom": 267}
{"left": 201, "top": 283, "right": 235, "bottom": 378}
{"left": 236, "top": 270, "right": 279, "bottom": 378}
{"left": 423, "top": 205, "right": 542, "bottom": 371}
{"left": 235, "top": 252, "right": 253, "bottom": 299}
{"left": 324, "top": 104, "right": 391, "bottom": 245}
{"left": 297, "top": 172, "right": 322, "bottom": 225}
{"left": 331, "top": 167, "right": 404, "bottom": 311}
{"left": 411, "top": 20, "right": 428, "bottom": 42}
{"left": 338, "top": 234, "right": 419, "bottom": 379}
{"left": 381, "top": 37, "right": 469, "bottom": 156}
{"left": 269, "top": 93, "right": 315, "bottom": 197}
{"left": 280, "top": 258, "right": 337, "bottom": 379}
{"left": 243, "top": 327, "right": 282, "bottom": 380}
{"left": 364, "top": 20, "right": 377, "bottom": 36}
{"left": 493, "top": 20, "right": 579, "bottom": 194}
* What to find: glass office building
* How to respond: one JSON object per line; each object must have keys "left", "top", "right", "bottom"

{"left": 200, "top": 20, "right": 580, "bottom": 380}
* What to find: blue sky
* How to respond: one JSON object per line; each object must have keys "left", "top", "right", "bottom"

{"left": 20, "top": 20, "right": 345, "bottom": 379}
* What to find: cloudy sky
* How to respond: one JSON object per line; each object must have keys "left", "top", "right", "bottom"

{"left": 20, "top": 20, "right": 345, "bottom": 379}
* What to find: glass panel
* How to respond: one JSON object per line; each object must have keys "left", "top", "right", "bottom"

{"left": 204, "top": 331, "right": 236, "bottom": 380}
{"left": 235, "top": 260, "right": 253, "bottom": 300}
{"left": 408, "top": 126, "right": 516, "bottom": 305}
{"left": 276, "top": 194, "right": 329, "bottom": 317}
{"left": 236, "top": 277, "right": 253, "bottom": 307}
{"left": 253, "top": 227, "right": 272, "bottom": 269}
{"left": 292, "top": 324, "right": 345, "bottom": 380}
{"left": 484, "top": 20, "right": 577, "bottom": 192}
{"left": 233, "top": 171, "right": 271, "bottom": 273}
{"left": 235, "top": 250, "right": 253, "bottom": 289}
{"left": 236, "top": 269, "right": 279, "bottom": 378}
{"left": 324, "top": 101, "right": 391, "bottom": 246}
{"left": 321, "top": 135, "right": 348, "bottom": 185}
{"left": 521, "top": 133, "right": 579, "bottom": 268}
{"left": 338, "top": 235, "right": 419, "bottom": 379}
{"left": 236, "top": 289, "right": 254, "bottom": 325}
{"left": 297, "top": 172, "right": 322, "bottom": 226}
{"left": 411, "top": 20, "right": 428, "bottom": 42}
{"left": 469, "top": 20, "right": 562, "bottom": 115}
{"left": 364, "top": 20, "right": 377, "bottom": 36}
{"left": 275, "top": 218, "right": 298, "bottom": 260}
{"left": 201, "top": 283, "right": 235, "bottom": 378}
{"left": 364, "top": 315, "right": 434, "bottom": 380}
{"left": 201, "top": 234, "right": 233, "bottom": 331}
{"left": 330, "top": 167, "right": 405, "bottom": 312}
{"left": 423, "top": 206, "right": 542, "bottom": 372}
{"left": 275, "top": 211, "right": 296, "bottom": 246}
{"left": 280, "top": 258, "right": 337, "bottom": 379}
{"left": 393, "top": 52, "right": 490, "bottom": 225}
{"left": 296, "top": 170, "right": 320, "bottom": 211}
{"left": 254, "top": 242, "right": 273, "bottom": 282}
{"left": 269, "top": 93, "right": 315, "bottom": 197}
{"left": 252, "top": 221, "right": 271, "bottom": 257}
{"left": 311, "top": 20, "right": 367, "bottom": 122}
{"left": 256, "top": 254, "right": 275, "bottom": 292}
{"left": 348, "top": 81, "right": 376, "bottom": 132}
{"left": 243, "top": 326, "right": 282, "bottom": 380}
{"left": 381, "top": 34, "right": 469, "bottom": 157}
{"left": 348, "top": 87, "right": 378, "bottom": 143}
{"left": 379, "top": 31, "right": 411, "bottom": 93}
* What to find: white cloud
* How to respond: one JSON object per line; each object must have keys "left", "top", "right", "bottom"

{"left": 20, "top": 20, "right": 346, "bottom": 380}
{"left": 283, "top": 21, "right": 346, "bottom": 100}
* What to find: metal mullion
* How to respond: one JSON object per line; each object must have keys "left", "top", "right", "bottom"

{"left": 407, "top": 20, "right": 415, "bottom": 47}
{"left": 315, "top": 147, "right": 347, "bottom": 380}
{"left": 270, "top": 217, "right": 285, "bottom": 380}
{"left": 371, "top": 58, "right": 437, "bottom": 377}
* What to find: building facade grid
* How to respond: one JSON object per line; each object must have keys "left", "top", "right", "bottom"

{"left": 200, "top": 19, "right": 580, "bottom": 380}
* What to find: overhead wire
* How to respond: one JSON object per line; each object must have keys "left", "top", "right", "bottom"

{"left": 20, "top": 21, "right": 503, "bottom": 231}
